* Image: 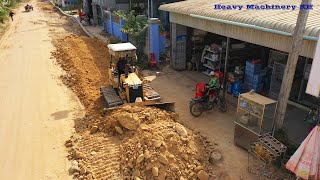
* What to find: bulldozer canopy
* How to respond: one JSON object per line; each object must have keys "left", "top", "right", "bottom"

{"left": 107, "top": 43, "right": 137, "bottom": 59}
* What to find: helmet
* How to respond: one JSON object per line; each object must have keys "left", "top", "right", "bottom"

{"left": 209, "top": 71, "right": 215, "bottom": 76}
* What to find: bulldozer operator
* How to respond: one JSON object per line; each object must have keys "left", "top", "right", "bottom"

{"left": 116, "top": 57, "right": 127, "bottom": 83}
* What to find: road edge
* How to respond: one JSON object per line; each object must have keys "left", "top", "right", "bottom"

{"left": 48, "top": 1, "right": 93, "bottom": 38}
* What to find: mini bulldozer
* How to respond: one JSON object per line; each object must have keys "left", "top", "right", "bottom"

{"left": 100, "top": 42, "right": 175, "bottom": 111}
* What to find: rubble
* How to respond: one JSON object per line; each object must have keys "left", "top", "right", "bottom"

{"left": 104, "top": 105, "right": 220, "bottom": 179}
{"left": 114, "top": 126, "right": 124, "bottom": 135}
{"left": 69, "top": 160, "right": 80, "bottom": 174}
{"left": 89, "top": 125, "right": 98, "bottom": 134}
{"left": 52, "top": 35, "right": 225, "bottom": 179}
{"left": 117, "top": 112, "right": 141, "bottom": 130}
{"left": 210, "top": 152, "right": 222, "bottom": 164}
{"left": 197, "top": 170, "right": 209, "bottom": 180}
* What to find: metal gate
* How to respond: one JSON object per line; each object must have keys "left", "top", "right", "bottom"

{"left": 175, "top": 36, "right": 186, "bottom": 70}
{"left": 171, "top": 23, "right": 187, "bottom": 70}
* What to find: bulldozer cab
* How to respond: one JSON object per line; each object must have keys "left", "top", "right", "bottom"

{"left": 107, "top": 42, "right": 138, "bottom": 87}
{"left": 100, "top": 42, "right": 175, "bottom": 112}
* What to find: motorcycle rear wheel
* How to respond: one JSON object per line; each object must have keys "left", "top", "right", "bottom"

{"left": 190, "top": 102, "right": 203, "bottom": 117}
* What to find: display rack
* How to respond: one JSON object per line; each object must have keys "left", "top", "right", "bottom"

{"left": 234, "top": 92, "right": 278, "bottom": 150}
{"left": 201, "top": 46, "right": 223, "bottom": 76}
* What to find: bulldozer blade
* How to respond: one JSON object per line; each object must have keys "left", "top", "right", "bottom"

{"left": 145, "top": 102, "right": 175, "bottom": 112}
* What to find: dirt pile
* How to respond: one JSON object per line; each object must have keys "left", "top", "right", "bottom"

{"left": 49, "top": 24, "right": 225, "bottom": 179}
{"left": 51, "top": 34, "right": 109, "bottom": 112}
{"left": 79, "top": 105, "right": 224, "bottom": 179}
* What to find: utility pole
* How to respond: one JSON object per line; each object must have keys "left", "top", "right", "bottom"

{"left": 274, "top": 0, "right": 312, "bottom": 129}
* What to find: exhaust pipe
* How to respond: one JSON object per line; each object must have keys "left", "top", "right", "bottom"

{"left": 125, "top": 64, "right": 129, "bottom": 78}
{"left": 125, "top": 55, "right": 129, "bottom": 78}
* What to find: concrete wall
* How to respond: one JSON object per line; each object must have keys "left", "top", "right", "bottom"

{"left": 169, "top": 12, "right": 316, "bottom": 59}
{"left": 103, "top": 11, "right": 128, "bottom": 42}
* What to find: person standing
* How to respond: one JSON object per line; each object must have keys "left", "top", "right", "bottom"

{"left": 9, "top": 11, "right": 14, "bottom": 21}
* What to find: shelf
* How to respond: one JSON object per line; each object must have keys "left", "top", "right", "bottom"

{"left": 203, "top": 71, "right": 210, "bottom": 76}
{"left": 205, "top": 48, "right": 219, "bottom": 54}
{"left": 204, "top": 56, "right": 220, "bottom": 62}
{"left": 203, "top": 64, "right": 213, "bottom": 69}
{"left": 238, "top": 107, "right": 262, "bottom": 119}
{"left": 205, "top": 47, "right": 259, "bottom": 54}
{"left": 203, "top": 64, "right": 221, "bottom": 70}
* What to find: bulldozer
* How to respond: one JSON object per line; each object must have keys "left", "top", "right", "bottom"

{"left": 100, "top": 42, "right": 175, "bottom": 112}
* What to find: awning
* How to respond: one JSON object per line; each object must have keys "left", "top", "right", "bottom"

{"left": 159, "top": 0, "right": 320, "bottom": 38}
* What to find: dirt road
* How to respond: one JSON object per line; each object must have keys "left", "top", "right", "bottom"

{"left": 0, "top": 2, "right": 83, "bottom": 180}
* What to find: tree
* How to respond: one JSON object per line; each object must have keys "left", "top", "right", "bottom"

{"left": 114, "top": 10, "right": 148, "bottom": 67}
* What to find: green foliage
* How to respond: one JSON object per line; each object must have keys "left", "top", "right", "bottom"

{"left": 0, "top": 0, "right": 21, "bottom": 24}
{"left": 114, "top": 10, "right": 148, "bottom": 36}
{"left": 97, "top": 15, "right": 102, "bottom": 25}
{"left": 114, "top": 10, "right": 148, "bottom": 69}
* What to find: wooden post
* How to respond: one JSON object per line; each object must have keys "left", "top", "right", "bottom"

{"left": 274, "top": 0, "right": 312, "bottom": 128}
{"left": 222, "top": 37, "right": 230, "bottom": 99}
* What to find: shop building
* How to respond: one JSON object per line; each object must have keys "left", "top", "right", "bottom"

{"left": 159, "top": 0, "right": 320, "bottom": 109}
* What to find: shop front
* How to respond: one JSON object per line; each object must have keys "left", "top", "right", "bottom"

{"left": 159, "top": 0, "right": 319, "bottom": 109}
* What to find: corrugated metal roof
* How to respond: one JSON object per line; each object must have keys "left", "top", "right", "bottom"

{"left": 159, "top": 0, "right": 320, "bottom": 37}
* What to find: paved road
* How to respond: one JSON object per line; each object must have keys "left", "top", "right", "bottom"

{"left": 0, "top": 2, "right": 81, "bottom": 180}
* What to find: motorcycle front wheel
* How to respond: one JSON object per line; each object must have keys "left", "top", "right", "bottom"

{"left": 190, "top": 101, "right": 203, "bottom": 117}
{"left": 218, "top": 98, "right": 227, "bottom": 112}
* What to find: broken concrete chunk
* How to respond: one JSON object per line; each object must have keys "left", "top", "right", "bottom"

{"left": 194, "top": 166, "right": 204, "bottom": 173}
{"left": 90, "top": 125, "right": 98, "bottom": 134}
{"left": 115, "top": 126, "right": 124, "bottom": 135}
{"left": 117, "top": 112, "right": 141, "bottom": 130}
{"left": 153, "top": 140, "right": 162, "bottom": 148}
{"left": 158, "top": 154, "right": 169, "bottom": 164}
{"left": 210, "top": 152, "right": 222, "bottom": 163}
{"left": 144, "top": 150, "right": 151, "bottom": 159}
{"left": 152, "top": 166, "right": 159, "bottom": 177}
{"left": 69, "top": 160, "right": 80, "bottom": 174}
{"left": 136, "top": 154, "right": 145, "bottom": 164}
{"left": 175, "top": 124, "right": 188, "bottom": 137}
{"left": 197, "top": 170, "right": 209, "bottom": 180}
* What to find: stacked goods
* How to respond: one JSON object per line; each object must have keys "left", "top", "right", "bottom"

{"left": 245, "top": 60, "right": 263, "bottom": 92}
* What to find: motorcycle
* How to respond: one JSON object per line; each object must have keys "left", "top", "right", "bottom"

{"left": 25, "top": 5, "right": 33, "bottom": 12}
{"left": 189, "top": 87, "right": 227, "bottom": 117}
{"left": 189, "top": 71, "right": 227, "bottom": 117}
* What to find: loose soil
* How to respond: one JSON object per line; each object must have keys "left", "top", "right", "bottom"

{"left": 46, "top": 3, "right": 229, "bottom": 179}
{"left": 50, "top": 27, "right": 227, "bottom": 180}
{"left": 43, "top": 1, "right": 294, "bottom": 179}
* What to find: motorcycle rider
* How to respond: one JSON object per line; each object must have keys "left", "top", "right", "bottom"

{"left": 206, "top": 71, "right": 220, "bottom": 99}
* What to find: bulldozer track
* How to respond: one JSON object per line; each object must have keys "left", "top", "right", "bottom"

{"left": 77, "top": 134, "right": 121, "bottom": 180}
